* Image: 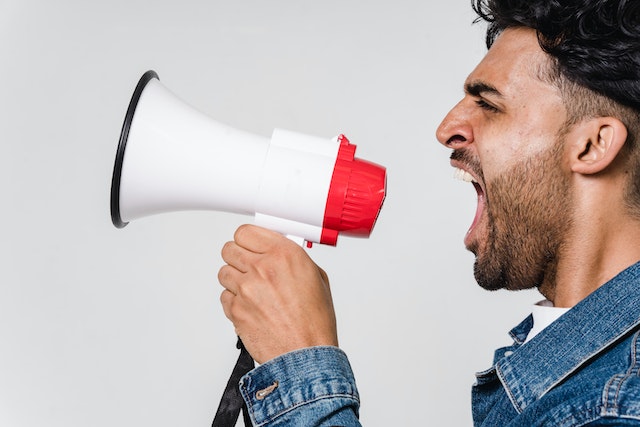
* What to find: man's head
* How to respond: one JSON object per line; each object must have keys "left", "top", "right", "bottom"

{"left": 473, "top": 0, "right": 640, "bottom": 215}
{"left": 436, "top": 0, "right": 640, "bottom": 293}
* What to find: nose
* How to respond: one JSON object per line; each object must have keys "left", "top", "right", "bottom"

{"left": 436, "top": 99, "right": 474, "bottom": 149}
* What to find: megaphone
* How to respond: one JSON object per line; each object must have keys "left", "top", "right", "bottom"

{"left": 110, "top": 70, "right": 386, "bottom": 246}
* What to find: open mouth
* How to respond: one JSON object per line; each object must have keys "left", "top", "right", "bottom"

{"left": 453, "top": 166, "right": 485, "bottom": 246}
{"left": 453, "top": 167, "right": 476, "bottom": 184}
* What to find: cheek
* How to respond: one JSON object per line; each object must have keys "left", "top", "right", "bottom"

{"left": 479, "top": 127, "right": 560, "bottom": 177}
{"left": 478, "top": 148, "right": 513, "bottom": 182}
{"left": 475, "top": 127, "right": 522, "bottom": 171}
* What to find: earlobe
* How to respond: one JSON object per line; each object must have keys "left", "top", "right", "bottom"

{"left": 570, "top": 118, "right": 628, "bottom": 175}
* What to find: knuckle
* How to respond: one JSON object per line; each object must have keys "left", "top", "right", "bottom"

{"left": 217, "top": 265, "right": 231, "bottom": 284}
{"left": 254, "top": 256, "right": 278, "bottom": 282}
{"left": 220, "top": 241, "right": 235, "bottom": 260}
{"left": 235, "top": 281, "right": 253, "bottom": 300}
{"left": 219, "top": 289, "right": 232, "bottom": 307}
{"left": 234, "top": 224, "right": 252, "bottom": 243}
{"left": 219, "top": 290, "right": 234, "bottom": 319}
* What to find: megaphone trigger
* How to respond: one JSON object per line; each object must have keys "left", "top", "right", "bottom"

{"left": 286, "top": 235, "right": 307, "bottom": 247}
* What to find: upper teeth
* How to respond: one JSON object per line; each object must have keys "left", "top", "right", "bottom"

{"left": 454, "top": 167, "right": 477, "bottom": 183}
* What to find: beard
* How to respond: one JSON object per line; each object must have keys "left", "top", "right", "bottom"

{"left": 456, "top": 142, "right": 571, "bottom": 292}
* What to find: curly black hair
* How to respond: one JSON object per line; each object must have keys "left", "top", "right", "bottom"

{"left": 472, "top": 0, "right": 640, "bottom": 112}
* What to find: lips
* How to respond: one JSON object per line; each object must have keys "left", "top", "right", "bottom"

{"left": 452, "top": 163, "right": 486, "bottom": 248}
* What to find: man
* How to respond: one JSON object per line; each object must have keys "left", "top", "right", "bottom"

{"left": 218, "top": 0, "right": 640, "bottom": 425}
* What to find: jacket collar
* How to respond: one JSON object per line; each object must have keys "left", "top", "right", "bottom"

{"left": 496, "top": 261, "right": 640, "bottom": 413}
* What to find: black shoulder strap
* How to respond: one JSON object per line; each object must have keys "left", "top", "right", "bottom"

{"left": 212, "top": 338, "right": 255, "bottom": 427}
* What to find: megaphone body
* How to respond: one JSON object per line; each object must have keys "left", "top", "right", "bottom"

{"left": 111, "top": 71, "right": 386, "bottom": 245}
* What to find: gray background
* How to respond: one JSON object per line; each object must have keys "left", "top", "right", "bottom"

{"left": 1, "top": 1, "right": 540, "bottom": 425}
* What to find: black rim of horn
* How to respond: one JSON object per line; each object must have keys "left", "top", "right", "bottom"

{"left": 110, "top": 70, "right": 159, "bottom": 228}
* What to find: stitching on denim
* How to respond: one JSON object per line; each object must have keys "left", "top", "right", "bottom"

{"left": 602, "top": 375, "right": 623, "bottom": 414}
{"left": 632, "top": 331, "right": 640, "bottom": 377}
{"left": 254, "top": 393, "right": 360, "bottom": 427}
{"left": 240, "top": 377, "right": 256, "bottom": 426}
{"left": 602, "top": 331, "right": 640, "bottom": 415}
{"left": 496, "top": 366, "right": 524, "bottom": 414}
{"left": 612, "top": 331, "right": 639, "bottom": 411}
{"left": 546, "top": 321, "right": 640, "bottom": 406}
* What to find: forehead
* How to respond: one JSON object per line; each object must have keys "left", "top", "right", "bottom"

{"left": 466, "top": 27, "right": 559, "bottom": 99}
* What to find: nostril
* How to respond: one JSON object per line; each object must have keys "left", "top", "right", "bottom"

{"left": 446, "top": 134, "right": 468, "bottom": 146}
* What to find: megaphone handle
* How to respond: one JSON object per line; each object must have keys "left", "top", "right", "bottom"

{"left": 212, "top": 338, "right": 255, "bottom": 427}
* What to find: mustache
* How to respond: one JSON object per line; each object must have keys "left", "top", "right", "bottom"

{"left": 450, "top": 149, "right": 483, "bottom": 181}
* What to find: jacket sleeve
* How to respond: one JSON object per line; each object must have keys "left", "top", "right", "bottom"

{"left": 240, "top": 346, "right": 361, "bottom": 426}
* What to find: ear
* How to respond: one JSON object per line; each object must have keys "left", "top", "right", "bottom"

{"left": 569, "top": 117, "right": 628, "bottom": 175}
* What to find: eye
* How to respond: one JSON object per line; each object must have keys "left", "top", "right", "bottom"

{"left": 475, "top": 99, "right": 500, "bottom": 113}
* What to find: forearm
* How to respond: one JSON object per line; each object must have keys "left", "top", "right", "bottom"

{"left": 240, "top": 346, "right": 361, "bottom": 427}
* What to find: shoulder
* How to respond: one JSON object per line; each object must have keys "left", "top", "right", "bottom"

{"left": 521, "top": 330, "right": 640, "bottom": 426}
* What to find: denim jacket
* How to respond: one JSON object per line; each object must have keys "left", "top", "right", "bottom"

{"left": 473, "top": 261, "right": 640, "bottom": 426}
{"left": 240, "top": 262, "right": 640, "bottom": 426}
{"left": 239, "top": 346, "right": 361, "bottom": 426}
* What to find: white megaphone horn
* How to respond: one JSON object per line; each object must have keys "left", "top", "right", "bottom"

{"left": 110, "top": 70, "right": 386, "bottom": 246}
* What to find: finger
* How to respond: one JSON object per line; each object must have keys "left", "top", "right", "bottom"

{"left": 220, "top": 240, "right": 253, "bottom": 273}
{"left": 234, "top": 224, "right": 292, "bottom": 253}
{"left": 218, "top": 264, "right": 243, "bottom": 295}
{"left": 219, "top": 289, "right": 235, "bottom": 321}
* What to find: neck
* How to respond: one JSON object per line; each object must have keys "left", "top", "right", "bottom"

{"left": 539, "top": 182, "right": 640, "bottom": 308}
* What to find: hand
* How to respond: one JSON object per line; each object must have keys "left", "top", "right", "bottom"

{"left": 218, "top": 224, "right": 339, "bottom": 364}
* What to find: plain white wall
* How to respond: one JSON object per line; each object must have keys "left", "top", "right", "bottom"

{"left": 0, "top": 1, "right": 542, "bottom": 425}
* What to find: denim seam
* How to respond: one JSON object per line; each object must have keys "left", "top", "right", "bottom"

{"left": 496, "top": 366, "right": 524, "bottom": 414}
{"left": 240, "top": 377, "right": 257, "bottom": 427}
{"left": 602, "top": 331, "right": 640, "bottom": 416}
{"left": 513, "top": 320, "right": 640, "bottom": 412}
{"left": 251, "top": 393, "right": 360, "bottom": 427}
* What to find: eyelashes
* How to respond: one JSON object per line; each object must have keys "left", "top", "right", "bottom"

{"left": 475, "top": 99, "right": 500, "bottom": 113}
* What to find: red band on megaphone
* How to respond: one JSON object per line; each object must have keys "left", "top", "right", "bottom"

{"left": 320, "top": 135, "right": 386, "bottom": 245}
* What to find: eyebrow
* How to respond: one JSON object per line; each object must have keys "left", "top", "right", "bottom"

{"left": 464, "top": 81, "right": 504, "bottom": 98}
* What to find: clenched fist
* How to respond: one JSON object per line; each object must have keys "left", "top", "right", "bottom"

{"left": 218, "top": 224, "right": 339, "bottom": 364}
